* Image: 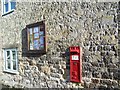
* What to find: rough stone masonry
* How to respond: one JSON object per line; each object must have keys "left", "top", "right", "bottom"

{"left": 0, "top": 1, "right": 119, "bottom": 89}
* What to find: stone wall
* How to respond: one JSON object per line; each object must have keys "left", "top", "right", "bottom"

{"left": 0, "top": 1, "right": 119, "bottom": 88}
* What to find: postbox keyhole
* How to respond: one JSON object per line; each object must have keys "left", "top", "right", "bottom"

{"left": 73, "top": 62, "right": 77, "bottom": 65}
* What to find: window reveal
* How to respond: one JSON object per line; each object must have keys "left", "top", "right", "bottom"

{"left": 3, "top": 48, "right": 18, "bottom": 74}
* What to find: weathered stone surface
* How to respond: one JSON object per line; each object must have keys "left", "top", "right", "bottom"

{"left": 91, "top": 78, "right": 100, "bottom": 84}
{"left": 0, "top": 1, "right": 119, "bottom": 89}
{"left": 41, "top": 65, "right": 51, "bottom": 75}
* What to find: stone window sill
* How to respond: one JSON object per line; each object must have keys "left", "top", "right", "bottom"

{"left": 3, "top": 70, "right": 19, "bottom": 75}
{"left": 2, "top": 9, "right": 14, "bottom": 16}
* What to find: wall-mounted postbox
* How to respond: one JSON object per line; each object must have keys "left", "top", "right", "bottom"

{"left": 70, "top": 46, "right": 82, "bottom": 83}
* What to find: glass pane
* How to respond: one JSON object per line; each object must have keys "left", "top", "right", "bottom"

{"left": 11, "top": 2, "right": 16, "bottom": 10}
{"left": 13, "top": 61, "right": 16, "bottom": 70}
{"left": 40, "top": 45, "right": 44, "bottom": 49}
{"left": 39, "top": 31, "right": 44, "bottom": 36}
{"left": 29, "top": 35, "right": 33, "bottom": 50}
{"left": 40, "top": 36, "right": 44, "bottom": 44}
{"left": 34, "top": 45, "right": 39, "bottom": 50}
{"left": 5, "top": 3, "right": 9, "bottom": 12}
{"left": 34, "top": 27, "right": 39, "bottom": 33}
{"left": 12, "top": 51, "right": 16, "bottom": 60}
{"left": 34, "top": 33, "right": 39, "bottom": 39}
{"left": 33, "top": 40, "right": 39, "bottom": 50}
{"left": 29, "top": 28, "right": 33, "bottom": 35}
{"left": 7, "top": 51, "right": 10, "bottom": 59}
{"left": 7, "top": 60, "right": 10, "bottom": 69}
{"left": 5, "top": 0, "right": 8, "bottom": 3}
{"left": 7, "top": 51, "right": 10, "bottom": 56}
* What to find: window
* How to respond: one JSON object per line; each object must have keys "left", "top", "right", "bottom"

{"left": 1, "top": 0, "right": 16, "bottom": 15}
{"left": 3, "top": 48, "right": 18, "bottom": 74}
{"left": 26, "top": 21, "right": 47, "bottom": 55}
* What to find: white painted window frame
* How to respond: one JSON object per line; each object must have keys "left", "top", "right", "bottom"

{"left": 1, "top": 0, "right": 16, "bottom": 15}
{"left": 3, "top": 48, "right": 18, "bottom": 74}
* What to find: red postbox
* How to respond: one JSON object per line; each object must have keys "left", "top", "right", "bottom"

{"left": 70, "top": 46, "right": 82, "bottom": 82}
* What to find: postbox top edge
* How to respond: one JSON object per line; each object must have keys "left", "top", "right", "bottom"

{"left": 70, "top": 48, "right": 80, "bottom": 53}
{"left": 69, "top": 46, "right": 80, "bottom": 50}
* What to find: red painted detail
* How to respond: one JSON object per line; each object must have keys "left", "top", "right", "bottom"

{"left": 70, "top": 46, "right": 82, "bottom": 83}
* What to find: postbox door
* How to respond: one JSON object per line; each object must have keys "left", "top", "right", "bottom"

{"left": 70, "top": 61, "right": 80, "bottom": 82}
{"left": 70, "top": 46, "right": 82, "bottom": 83}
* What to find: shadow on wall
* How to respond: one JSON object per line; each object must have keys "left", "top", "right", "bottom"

{"left": 0, "top": 84, "right": 23, "bottom": 90}
{"left": 63, "top": 48, "right": 70, "bottom": 82}
{"left": 21, "top": 28, "right": 29, "bottom": 57}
